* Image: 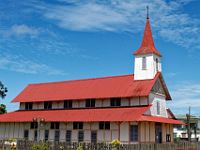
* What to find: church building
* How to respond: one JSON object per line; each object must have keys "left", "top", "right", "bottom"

{"left": 0, "top": 15, "right": 183, "bottom": 144}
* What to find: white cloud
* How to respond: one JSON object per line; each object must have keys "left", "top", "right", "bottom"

{"left": 30, "top": 0, "right": 200, "bottom": 49}
{"left": 11, "top": 25, "right": 39, "bottom": 36}
{"left": 168, "top": 82, "right": 200, "bottom": 115}
{"left": 3, "top": 24, "right": 40, "bottom": 37}
{"left": 0, "top": 54, "right": 67, "bottom": 75}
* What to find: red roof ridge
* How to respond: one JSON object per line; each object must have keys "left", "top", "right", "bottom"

{"left": 28, "top": 74, "right": 134, "bottom": 86}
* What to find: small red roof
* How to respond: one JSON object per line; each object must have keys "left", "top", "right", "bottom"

{"left": 134, "top": 18, "right": 161, "bottom": 57}
{"left": 12, "top": 73, "right": 170, "bottom": 103}
{"left": 0, "top": 106, "right": 150, "bottom": 122}
{"left": 140, "top": 115, "right": 184, "bottom": 125}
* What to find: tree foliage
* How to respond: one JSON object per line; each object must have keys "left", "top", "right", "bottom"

{"left": 0, "top": 81, "right": 8, "bottom": 114}
{"left": 0, "top": 104, "right": 7, "bottom": 114}
{"left": 0, "top": 81, "right": 8, "bottom": 99}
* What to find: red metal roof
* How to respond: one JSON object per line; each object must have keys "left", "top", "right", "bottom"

{"left": 12, "top": 73, "right": 170, "bottom": 103}
{"left": 0, "top": 106, "right": 150, "bottom": 122}
{"left": 0, "top": 106, "right": 183, "bottom": 125}
{"left": 134, "top": 18, "right": 161, "bottom": 57}
{"left": 140, "top": 115, "right": 184, "bottom": 125}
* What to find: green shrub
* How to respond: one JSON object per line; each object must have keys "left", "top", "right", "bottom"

{"left": 31, "top": 143, "right": 49, "bottom": 150}
{"left": 111, "top": 139, "right": 121, "bottom": 150}
{"left": 76, "top": 144, "right": 83, "bottom": 150}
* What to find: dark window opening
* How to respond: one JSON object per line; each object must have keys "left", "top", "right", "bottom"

{"left": 99, "top": 122, "right": 110, "bottom": 130}
{"left": 156, "top": 58, "right": 159, "bottom": 71}
{"left": 55, "top": 130, "right": 60, "bottom": 142}
{"left": 130, "top": 125, "right": 138, "bottom": 142}
{"left": 73, "top": 122, "right": 83, "bottom": 130}
{"left": 34, "top": 130, "right": 37, "bottom": 141}
{"left": 51, "top": 122, "right": 60, "bottom": 129}
{"left": 64, "top": 100, "right": 72, "bottom": 109}
{"left": 45, "top": 130, "right": 49, "bottom": 141}
{"left": 44, "top": 101, "right": 52, "bottom": 110}
{"left": 66, "top": 130, "right": 72, "bottom": 143}
{"left": 142, "top": 57, "right": 147, "bottom": 70}
{"left": 157, "top": 101, "right": 160, "bottom": 115}
{"left": 166, "top": 134, "right": 171, "bottom": 142}
{"left": 86, "top": 99, "right": 96, "bottom": 107}
{"left": 30, "top": 122, "right": 38, "bottom": 129}
{"left": 78, "top": 131, "right": 84, "bottom": 142}
{"left": 110, "top": 98, "right": 121, "bottom": 107}
{"left": 91, "top": 131, "right": 97, "bottom": 143}
{"left": 25, "top": 102, "right": 33, "bottom": 110}
{"left": 24, "top": 130, "right": 29, "bottom": 140}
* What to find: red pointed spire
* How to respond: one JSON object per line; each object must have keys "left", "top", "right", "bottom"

{"left": 134, "top": 16, "right": 161, "bottom": 57}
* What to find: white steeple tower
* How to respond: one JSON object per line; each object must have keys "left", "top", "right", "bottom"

{"left": 134, "top": 8, "right": 162, "bottom": 80}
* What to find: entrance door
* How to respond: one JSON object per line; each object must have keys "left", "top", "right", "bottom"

{"left": 155, "top": 123, "right": 162, "bottom": 143}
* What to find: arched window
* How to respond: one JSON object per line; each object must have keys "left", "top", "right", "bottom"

{"left": 156, "top": 58, "right": 159, "bottom": 71}
{"left": 142, "top": 57, "right": 147, "bottom": 70}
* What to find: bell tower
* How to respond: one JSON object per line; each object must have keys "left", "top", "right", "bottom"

{"left": 134, "top": 7, "right": 161, "bottom": 80}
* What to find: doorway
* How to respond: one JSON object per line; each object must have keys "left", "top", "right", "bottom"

{"left": 155, "top": 123, "right": 162, "bottom": 143}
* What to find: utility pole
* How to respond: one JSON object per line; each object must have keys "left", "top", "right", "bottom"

{"left": 186, "top": 106, "right": 191, "bottom": 142}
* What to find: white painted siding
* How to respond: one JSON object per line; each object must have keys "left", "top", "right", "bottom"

{"left": 121, "top": 98, "right": 129, "bottom": 106}
{"left": 102, "top": 99, "right": 110, "bottom": 107}
{"left": 148, "top": 92, "right": 167, "bottom": 117}
{"left": 20, "top": 103, "right": 25, "bottom": 110}
{"left": 96, "top": 99, "right": 102, "bottom": 107}
{"left": 140, "top": 97, "right": 148, "bottom": 105}
{"left": 120, "top": 122, "right": 129, "bottom": 143}
{"left": 134, "top": 54, "right": 161, "bottom": 80}
{"left": 130, "top": 97, "right": 139, "bottom": 106}
{"left": 72, "top": 101, "right": 79, "bottom": 108}
{"left": 79, "top": 101, "right": 85, "bottom": 108}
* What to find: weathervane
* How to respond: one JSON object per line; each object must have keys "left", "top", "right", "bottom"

{"left": 146, "top": 6, "right": 149, "bottom": 19}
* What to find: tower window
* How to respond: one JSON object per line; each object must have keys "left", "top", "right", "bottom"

{"left": 156, "top": 58, "right": 159, "bottom": 71}
{"left": 142, "top": 57, "right": 147, "bottom": 70}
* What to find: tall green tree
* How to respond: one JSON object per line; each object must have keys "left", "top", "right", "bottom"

{"left": 0, "top": 81, "right": 8, "bottom": 114}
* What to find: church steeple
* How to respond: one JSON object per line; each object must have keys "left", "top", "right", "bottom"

{"left": 134, "top": 8, "right": 161, "bottom": 57}
{"left": 134, "top": 7, "right": 162, "bottom": 80}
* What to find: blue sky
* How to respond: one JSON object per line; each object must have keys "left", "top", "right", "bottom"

{"left": 1, "top": 0, "right": 200, "bottom": 115}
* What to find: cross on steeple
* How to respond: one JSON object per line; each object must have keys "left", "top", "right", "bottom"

{"left": 146, "top": 6, "right": 149, "bottom": 19}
